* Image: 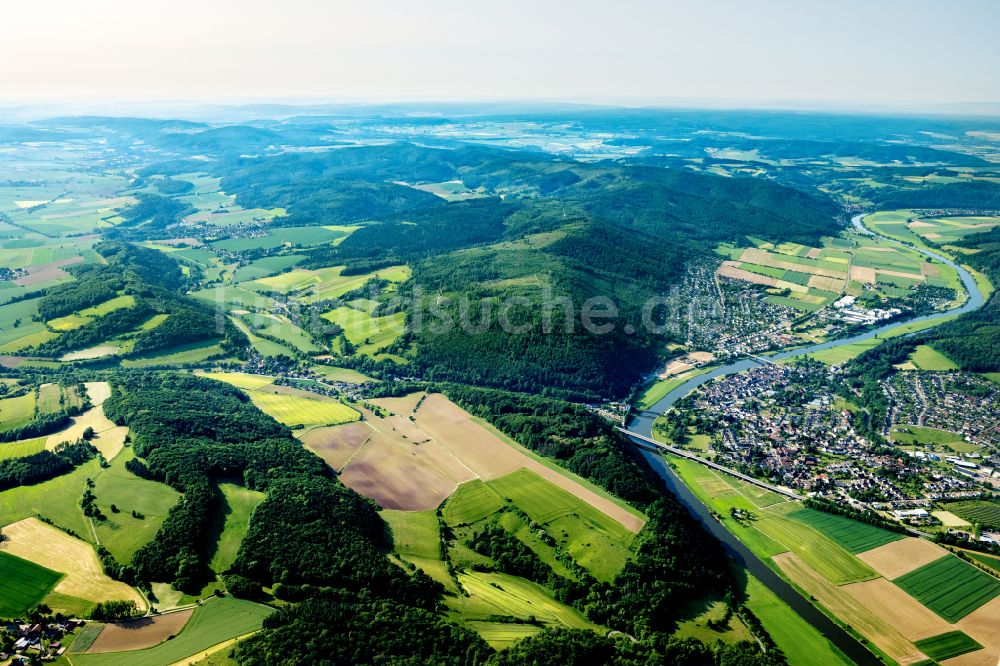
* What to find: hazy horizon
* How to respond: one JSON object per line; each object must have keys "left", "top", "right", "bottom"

{"left": 2, "top": 0, "right": 999, "bottom": 115}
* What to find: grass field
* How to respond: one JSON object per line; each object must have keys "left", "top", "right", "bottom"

{"left": 211, "top": 225, "right": 344, "bottom": 252}
{"left": 209, "top": 483, "right": 266, "bottom": 574}
{"left": 382, "top": 509, "right": 454, "bottom": 590}
{"left": 250, "top": 264, "right": 410, "bottom": 303}
{"left": 754, "top": 508, "right": 878, "bottom": 585}
{"left": 786, "top": 508, "right": 904, "bottom": 553}
{"left": 455, "top": 571, "right": 595, "bottom": 629}
{"left": 322, "top": 307, "right": 405, "bottom": 355}
{"left": 120, "top": 341, "right": 225, "bottom": 368}
{"left": 443, "top": 480, "right": 508, "bottom": 525}
{"left": 913, "top": 631, "right": 984, "bottom": 661}
{"left": 199, "top": 372, "right": 276, "bottom": 390}
{"left": 893, "top": 555, "right": 1000, "bottom": 622}
{"left": 248, "top": 390, "right": 359, "bottom": 427}
{"left": 0, "top": 436, "right": 47, "bottom": 460}
{"left": 92, "top": 449, "right": 181, "bottom": 562}
{"left": 741, "top": 572, "right": 853, "bottom": 666}
{"left": 636, "top": 367, "right": 710, "bottom": 411}
{"left": 310, "top": 364, "right": 372, "bottom": 384}
{"left": 0, "top": 551, "right": 62, "bottom": 616}
{"left": 47, "top": 294, "right": 136, "bottom": 331}
{"left": 890, "top": 424, "right": 968, "bottom": 449}
{"left": 487, "top": 469, "right": 634, "bottom": 582}
{"left": 69, "top": 597, "right": 273, "bottom": 666}
{"left": 0, "top": 391, "right": 36, "bottom": 433}
{"left": 239, "top": 313, "right": 322, "bottom": 353}
{"left": 909, "top": 344, "right": 958, "bottom": 370}
{"left": 942, "top": 500, "right": 1000, "bottom": 528}
{"left": 805, "top": 314, "right": 960, "bottom": 365}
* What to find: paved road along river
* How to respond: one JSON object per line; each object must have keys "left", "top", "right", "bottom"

{"left": 624, "top": 213, "right": 988, "bottom": 665}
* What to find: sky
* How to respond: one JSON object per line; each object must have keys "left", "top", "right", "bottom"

{"left": 1, "top": 0, "right": 998, "bottom": 111}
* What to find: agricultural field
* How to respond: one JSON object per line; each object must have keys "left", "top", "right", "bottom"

{"left": 249, "top": 264, "right": 410, "bottom": 302}
{"left": 231, "top": 254, "right": 305, "bottom": 282}
{"left": 85, "top": 609, "right": 195, "bottom": 653}
{"left": 718, "top": 229, "right": 960, "bottom": 313}
{"left": 321, "top": 307, "right": 405, "bottom": 356}
{"left": 753, "top": 507, "right": 879, "bottom": 585}
{"left": 211, "top": 225, "right": 344, "bottom": 252}
{"left": 200, "top": 371, "right": 359, "bottom": 427}
{"left": 46, "top": 294, "right": 136, "bottom": 331}
{"left": 855, "top": 538, "right": 950, "bottom": 580}
{"left": 0, "top": 517, "right": 145, "bottom": 615}
{"left": 248, "top": 390, "right": 359, "bottom": 428}
{"left": 382, "top": 509, "right": 454, "bottom": 590}
{"left": 0, "top": 551, "right": 63, "bottom": 616}
{"left": 785, "top": 508, "right": 904, "bottom": 553}
{"left": 69, "top": 596, "right": 273, "bottom": 666}
{"left": 913, "top": 630, "right": 983, "bottom": 661}
{"left": 91, "top": 449, "right": 182, "bottom": 562}
{"left": 893, "top": 555, "right": 1000, "bottom": 622}
{"left": 940, "top": 500, "right": 1000, "bottom": 528}
{"left": 209, "top": 483, "right": 267, "bottom": 573}
{"left": 905, "top": 214, "right": 1000, "bottom": 245}
{"left": 0, "top": 391, "right": 36, "bottom": 432}
{"left": 0, "top": 436, "right": 47, "bottom": 461}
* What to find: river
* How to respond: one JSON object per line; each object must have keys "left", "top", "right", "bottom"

{"left": 625, "top": 213, "right": 988, "bottom": 665}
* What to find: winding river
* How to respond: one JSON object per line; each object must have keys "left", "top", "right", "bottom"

{"left": 625, "top": 213, "right": 988, "bottom": 665}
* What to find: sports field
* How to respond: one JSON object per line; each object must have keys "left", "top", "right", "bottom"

{"left": 893, "top": 555, "right": 1000, "bottom": 622}
{"left": 69, "top": 596, "right": 273, "bottom": 666}
{"left": 0, "top": 551, "right": 62, "bottom": 616}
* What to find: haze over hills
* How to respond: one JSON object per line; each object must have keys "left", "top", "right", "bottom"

{"left": 1, "top": 1, "right": 1000, "bottom": 662}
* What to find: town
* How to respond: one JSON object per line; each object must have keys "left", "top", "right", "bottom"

{"left": 655, "top": 359, "right": 1000, "bottom": 537}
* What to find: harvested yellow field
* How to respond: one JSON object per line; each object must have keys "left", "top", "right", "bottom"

{"left": 0, "top": 518, "right": 144, "bottom": 610}
{"left": 88, "top": 610, "right": 194, "bottom": 652}
{"left": 84, "top": 381, "right": 112, "bottom": 406}
{"left": 878, "top": 269, "right": 925, "bottom": 281}
{"left": 773, "top": 552, "right": 927, "bottom": 665}
{"left": 856, "top": 538, "right": 949, "bottom": 579}
{"left": 843, "top": 578, "right": 950, "bottom": 641}
{"left": 933, "top": 510, "right": 972, "bottom": 527}
{"left": 198, "top": 371, "right": 275, "bottom": 390}
{"left": 807, "top": 274, "right": 846, "bottom": 292}
{"left": 806, "top": 248, "right": 821, "bottom": 259}
{"left": 717, "top": 264, "right": 779, "bottom": 287}
{"left": 850, "top": 265, "right": 878, "bottom": 284}
{"left": 46, "top": 405, "right": 128, "bottom": 460}
{"left": 371, "top": 392, "right": 426, "bottom": 415}
{"left": 413, "top": 394, "right": 645, "bottom": 532}
{"left": 922, "top": 262, "right": 941, "bottom": 277}
{"left": 955, "top": 596, "right": 1000, "bottom": 658}
{"left": 940, "top": 650, "right": 998, "bottom": 666}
